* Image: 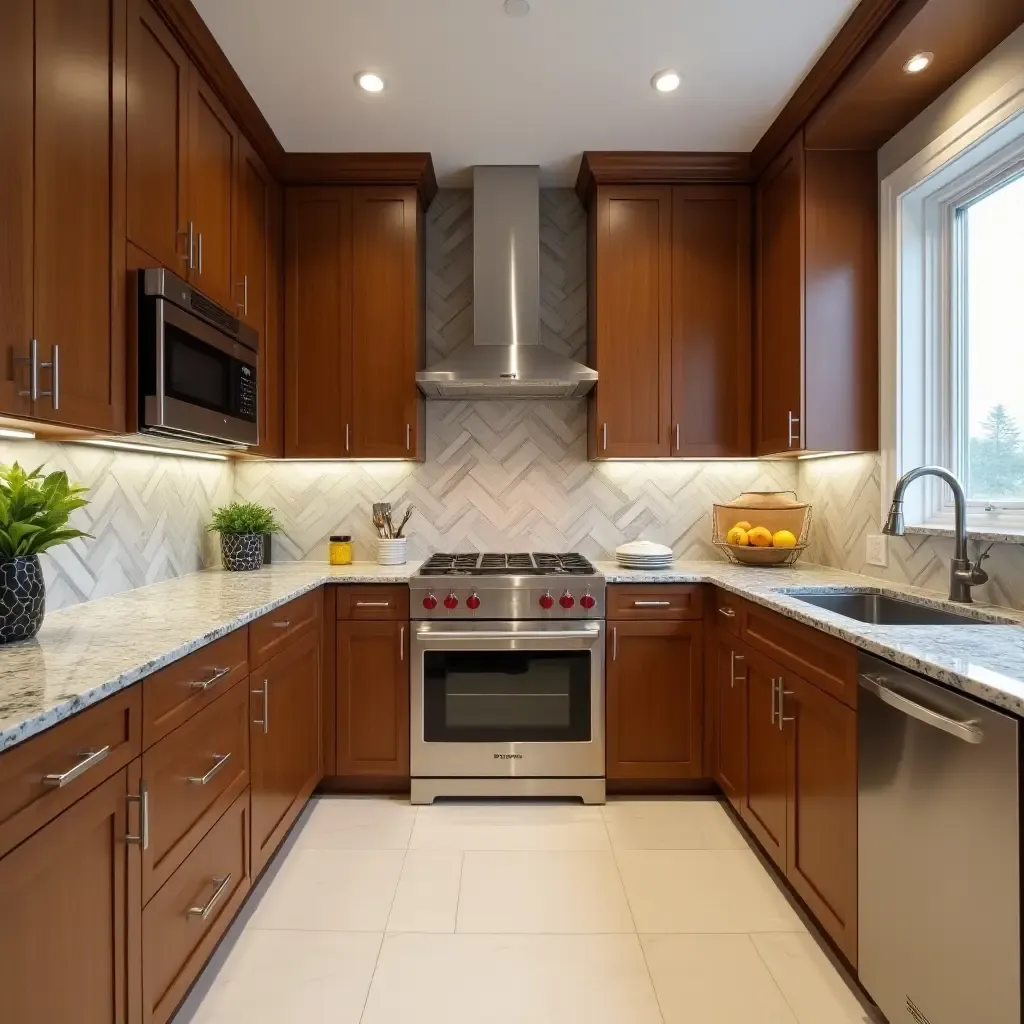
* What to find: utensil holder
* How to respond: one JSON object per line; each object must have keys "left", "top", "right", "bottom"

{"left": 377, "top": 537, "right": 408, "bottom": 566}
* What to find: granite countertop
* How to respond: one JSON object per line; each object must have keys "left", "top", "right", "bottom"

{"left": 2, "top": 556, "right": 1024, "bottom": 754}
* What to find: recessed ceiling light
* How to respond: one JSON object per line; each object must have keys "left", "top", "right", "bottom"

{"left": 356, "top": 71, "right": 385, "bottom": 93}
{"left": 504, "top": 0, "right": 530, "bottom": 15}
{"left": 903, "top": 52, "right": 933, "bottom": 74}
{"left": 651, "top": 70, "right": 680, "bottom": 94}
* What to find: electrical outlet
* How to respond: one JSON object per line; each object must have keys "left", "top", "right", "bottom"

{"left": 866, "top": 534, "right": 888, "bottom": 568}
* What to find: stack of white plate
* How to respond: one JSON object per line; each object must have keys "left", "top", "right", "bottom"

{"left": 615, "top": 540, "right": 674, "bottom": 570}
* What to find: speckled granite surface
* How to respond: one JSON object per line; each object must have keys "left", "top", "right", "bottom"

{"left": 0, "top": 562, "right": 419, "bottom": 752}
{"left": 3, "top": 557, "right": 1024, "bottom": 754}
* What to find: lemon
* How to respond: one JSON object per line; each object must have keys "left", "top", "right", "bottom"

{"left": 772, "top": 529, "right": 797, "bottom": 548}
{"left": 726, "top": 526, "right": 749, "bottom": 546}
{"left": 747, "top": 526, "right": 773, "bottom": 547}
{"left": 733, "top": 520, "right": 753, "bottom": 532}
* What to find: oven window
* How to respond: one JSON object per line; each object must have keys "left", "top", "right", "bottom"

{"left": 423, "top": 650, "right": 591, "bottom": 743}
{"left": 164, "top": 323, "right": 231, "bottom": 414}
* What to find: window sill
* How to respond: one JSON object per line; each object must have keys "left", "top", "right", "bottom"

{"left": 905, "top": 524, "right": 1024, "bottom": 545}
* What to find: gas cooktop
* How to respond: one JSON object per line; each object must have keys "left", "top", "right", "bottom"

{"left": 417, "top": 552, "right": 598, "bottom": 577}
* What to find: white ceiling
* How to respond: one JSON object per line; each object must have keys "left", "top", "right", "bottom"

{"left": 195, "top": 0, "right": 859, "bottom": 186}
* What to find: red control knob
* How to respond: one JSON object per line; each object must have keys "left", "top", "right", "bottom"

{"left": 466, "top": 593, "right": 481, "bottom": 611}
{"left": 559, "top": 591, "right": 575, "bottom": 609}
{"left": 580, "top": 593, "right": 596, "bottom": 610}
{"left": 443, "top": 593, "right": 459, "bottom": 610}
{"left": 539, "top": 593, "right": 555, "bottom": 610}
{"left": 422, "top": 594, "right": 438, "bottom": 610}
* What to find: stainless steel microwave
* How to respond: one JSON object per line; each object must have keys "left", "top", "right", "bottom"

{"left": 138, "top": 269, "right": 259, "bottom": 447}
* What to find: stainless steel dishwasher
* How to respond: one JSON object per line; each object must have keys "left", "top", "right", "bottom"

{"left": 858, "top": 653, "right": 1020, "bottom": 1024}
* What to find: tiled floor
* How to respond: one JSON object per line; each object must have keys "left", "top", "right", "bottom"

{"left": 175, "top": 797, "right": 874, "bottom": 1024}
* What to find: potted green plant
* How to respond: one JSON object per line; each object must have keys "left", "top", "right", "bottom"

{"left": 0, "top": 463, "right": 91, "bottom": 643}
{"left": 208, "top": 501, "right": 282, "bottom": 572}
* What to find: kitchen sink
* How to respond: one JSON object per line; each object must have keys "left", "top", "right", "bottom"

{"left": 782, "top": 590, "right": 1001, "bottom": 626}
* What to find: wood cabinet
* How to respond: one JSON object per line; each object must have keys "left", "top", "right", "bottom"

{"left": 587, "top": 184, "right": 752, "bottom": 459}
{"left": 250, "top": 626, "right": 322, "bottom": 877}
{"left": 712, "top": 630, "right": 747, "bottom": 812}
{"left": 0, "top": 762, "right": 141, "bottom": 1024}
{"left": 284, "top": 185, "right": 424, "bottom": 459}
{"left": 754, "top": 131, "right": 877, "bottom": 455}
{"left": 605, "top": 619, "right": 703, "bottom": 780}
{"left": 336, "top": 619, "right": 409, "bottom": 777}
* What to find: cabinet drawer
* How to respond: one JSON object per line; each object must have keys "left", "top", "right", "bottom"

{"left": 607, "top": 585, "right": 703, "bottom": 620}
{"left": 0, "top": 687, "right": 141, "bottom": 859}
{"left": 742, "top": 603, "right": 858, "bottom": 709}
{"left": 143, "top": 787, "right": 250, "bottom": 1024}
{"left": 250, "top": 589, "right": 322, "bottom": 667}
{"left": 713, "top": 589, "right": 742, "bottom": 636}
{"left": 143, "top": 628, "right": 249, "bottom": 748}
{"left": 142, "top": 680, "right": 249, "bottom": 903}
{"left": 336, "top": 585, "right": 409, "bottom": 620}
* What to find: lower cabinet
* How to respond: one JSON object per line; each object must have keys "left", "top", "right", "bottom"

{"left": 606, "top": 619, "right": 703, "bottom": 779}
{"left": 250, "top": 627, "right": 323, "bottom": 877}
{"left": 336, "top": 619, "right": 409, "bottom": 777}
{"left": 712, "top": 630, "right": 747, "bottom": 812}
{"left": 0, "top": 762, "right": 141, "bottom": 1023}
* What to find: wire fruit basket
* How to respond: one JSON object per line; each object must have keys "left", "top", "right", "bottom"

{"left": 712, "top": 491, "right": 812, "bottom": 567}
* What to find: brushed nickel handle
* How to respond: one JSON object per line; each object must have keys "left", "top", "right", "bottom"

{"left": 38, "top": 345, "right": 58, "bottom": 410}
{"left": 126, "top": 780, "right": 149, "bottom": 850}
{"left": 187, "top": 874, "right": 232, "bottom": 920}
{"left": 186, "top": 752, "right": 231, "bottom": 786}
{"left": 728, "top": 651, "right": 745, "bottom": 689}
{"left": 43, "top": 745, "right": 110, "bottom": 788}
{"left": 17, "top": 337, "right": 39, "bottom": 401}
{"left": 272, "top": 619, "right": 291, "bottom": 629}
{"left": 188, "top": 666, "right": 231, "bottom": 691}
{"left": 406, "top": 423, "right": 411, "bottom": 451}
{"left": 718, "top": 607, "right": 736, "bottom": 618}
{"left": 602, "top": 423, "right": 608, "bottom": 451}
{"left": 675, "top": 423, "right": 680, "bottom": 452}
{"left": 197, "top": 232, "right": 203, "bottom": 276}
{"left": 345, "top": 423, "right": 350, "bottom": 452}
{"left": 770, "top": 678, "right": 778, "bottom": 727}
{"left": 252, "top": 679, "right": 269, "bottom": 733}
{"left": 778, "top": 680, "right": 795, "bottom": 729}
{"left": 355, "top": 601, "right": 390, "bottom": 608}
{"left": 187, "top": 222, "right": 195, "bottom": 269}
{"left": 612, "top": 626, "right": 617, "bottom": 661}
{"left": 243, "top": 274, "right": 248, "bottom": 316}
{"left": 633, "top": 600, "right": 670, "bottom": 608}
{"left": 400, "top": 625, "right": 405, "bottom": 661}
{"left": 788, "top": 410, "right": 800, "bottom": 449}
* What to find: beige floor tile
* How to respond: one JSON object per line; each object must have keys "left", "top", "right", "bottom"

{"left": 294, "top": 797, "right": 415, "bottom": 850}
{"left": 617, "top": 849, "right": 805, "bottom": 933}
{"left": 189, "top": 929, "right": 381, "bottom": 1024}
{"left": 387, "top": 850, "right": 463, "bottom": 932}
{"left": 456, "top": 850, "right": 635, "bottom": 933}
{"left": 641, "top": 933, "right": 798, "bottom": 1023}
{"left": 416, "top": 800, "right": 602, "bottom": 824}
{"left": 410, "top": 818, "right": 610, "bottom": 851}
{"left": 361, "top": 933, "right": 663, "bottom": 1024}
{"left": 604, "top": 798, "right": 748, "bottom": 850}
{"left": 249, "top": 848, "right": 405, "bottom": 931}
{"left": 752, "top": 932, "right": 873, "bottom": 1023}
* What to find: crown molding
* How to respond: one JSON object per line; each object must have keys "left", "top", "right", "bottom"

{"left": 280, "top": 153, "right": 438, "bottom": 206}
{"left": 575, "top": 151, "right": 752, "bottom": 203}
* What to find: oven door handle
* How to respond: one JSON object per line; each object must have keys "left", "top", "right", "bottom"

{"left": 413, "top": 627, "right": 601, "bottom": 641}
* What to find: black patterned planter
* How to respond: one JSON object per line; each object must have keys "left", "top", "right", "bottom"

{"left": 0, "top": 554, "right": 46, "bottom": 644}
{"left": 220, "top": 533, "right": 264, "bottom": 572}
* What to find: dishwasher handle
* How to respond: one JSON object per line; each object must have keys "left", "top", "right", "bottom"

{"left": 859, "top": 673, "right": 984, "bottom": 744}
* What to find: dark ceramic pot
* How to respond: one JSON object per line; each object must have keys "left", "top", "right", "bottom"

{"left": 220, "top": 533, "right": 264, "bottom": 572}
{"left": 0, "top": 554, "right": 46, "bottom": 643}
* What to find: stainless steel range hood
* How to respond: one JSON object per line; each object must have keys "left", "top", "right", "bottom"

{"left": 416, "top": 166, "right": 597, "bottom": 399}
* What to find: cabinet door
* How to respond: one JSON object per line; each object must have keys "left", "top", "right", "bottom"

{"left": 591, "top": 186, "right": 672, "bottom": 458}
{"left": 784, "top": 672, "right": 858, "bottom": 965}
{"left": 235, "top": 136, "right": 270, "bottom": 332}
{"left": 284, "top": 187, "right": 354, "bottom": 457}
{"left": 250, "top": 629, "right": 322, "bottom": 877}
{"left": 754, "top": 132, "right": 804, "bottom": 455}
{"left": 0, "top": 763, "right": 140, "bottom": 1024}
{"left": 126, "top": 0, "right": 189, "bottom": 273}
{"left": 0, "top": 0, "right": 33, "bottom": 418}
{"left": 606, "top": 619, "right": 703, "bottom": 780}
{"left": 336, "top": 619, "right": 409, "bottom": 777}
{"left": 187, "top": 68, "right": 237, "bottom": 309}
{"left": 34, "top": 0, "right": 126, "bottom": 432}
{"left": 741, "top": 644, "right": 788, "bottom": 869}
{"left": 671, "top": 186, "right": 752, "bottom": 457}
{"left": 351, "top": 187, "right": 423, "bottom": 458}
{"left": 713, "top": 632, "right": 747, "bottom": 812}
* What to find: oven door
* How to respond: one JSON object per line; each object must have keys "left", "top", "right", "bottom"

{"left": 411, "top": 620, "right": 604, "bottom": 779}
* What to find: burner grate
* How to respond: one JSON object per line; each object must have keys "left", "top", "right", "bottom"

{"left": 417, "top": 551, "right": 597, "bottom": 577}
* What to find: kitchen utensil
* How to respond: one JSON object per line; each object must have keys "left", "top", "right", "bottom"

{"left": 394, "top": 507, "right": 413, "bottom": 538}
{"left": 373, "top": 502, "right": 392, "bottom": 538}
{"left": 372, "top": 512, "right": 388, "bottom": 538}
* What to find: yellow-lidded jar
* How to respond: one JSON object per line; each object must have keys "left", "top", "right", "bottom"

{"left": 329, "top": 535, "right": 352, "bottom": 565}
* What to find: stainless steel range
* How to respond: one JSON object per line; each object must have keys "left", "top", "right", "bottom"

{"left": 409, "top": 553, "right": 606, "bottom": 805}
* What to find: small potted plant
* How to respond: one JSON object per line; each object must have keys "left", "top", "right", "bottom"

{"left": 0, "top": 462, "right": 91, "bottom": 643}
{"left": 208, "top": 501, "right": 282, "bottom": 572}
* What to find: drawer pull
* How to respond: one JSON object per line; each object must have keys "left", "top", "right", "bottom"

{"left": 717, "top": 607, "right": 736, "bottom": 619}
{"left": 186, "top": 752, "right": 232, "bottom": 786}
{"left": 43, "top": 745, "right": 110, "bottom": 788}
{"left": 355, "top": 601, "right": 391, "bottom": 608}
{"left": 126, "top": 780, "right": 150, "bottom": 850}
{"left": 633, "top": 600, "right": 670, "bottom": 608}
{"left": 188, "top": 666, "right": 232, "bottom": 691}
{"left": 252, "top": 678, "right": 269, "bottom": 733}
{"left": 187, "top": 874, "right": 232, "bottom": 921}
{"left": 272, "top": 619, "right": 291, "bottom": 629}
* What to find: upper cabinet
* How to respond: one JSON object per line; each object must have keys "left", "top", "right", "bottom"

{"left": 586, "top": 184, "right": 752, "bottom": 460}
{"left": 284, "top": 185, "right": 425, "bottom": 460}
{"left": 754, "top": 131, "right": 878, "bottom": 456}
{"left": 0, "top": 0, "right": 126, "bottom": 433}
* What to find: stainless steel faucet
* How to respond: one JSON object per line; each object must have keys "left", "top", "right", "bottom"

{"left": 883, "top": 465, "right": 992, "bottom": 603}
